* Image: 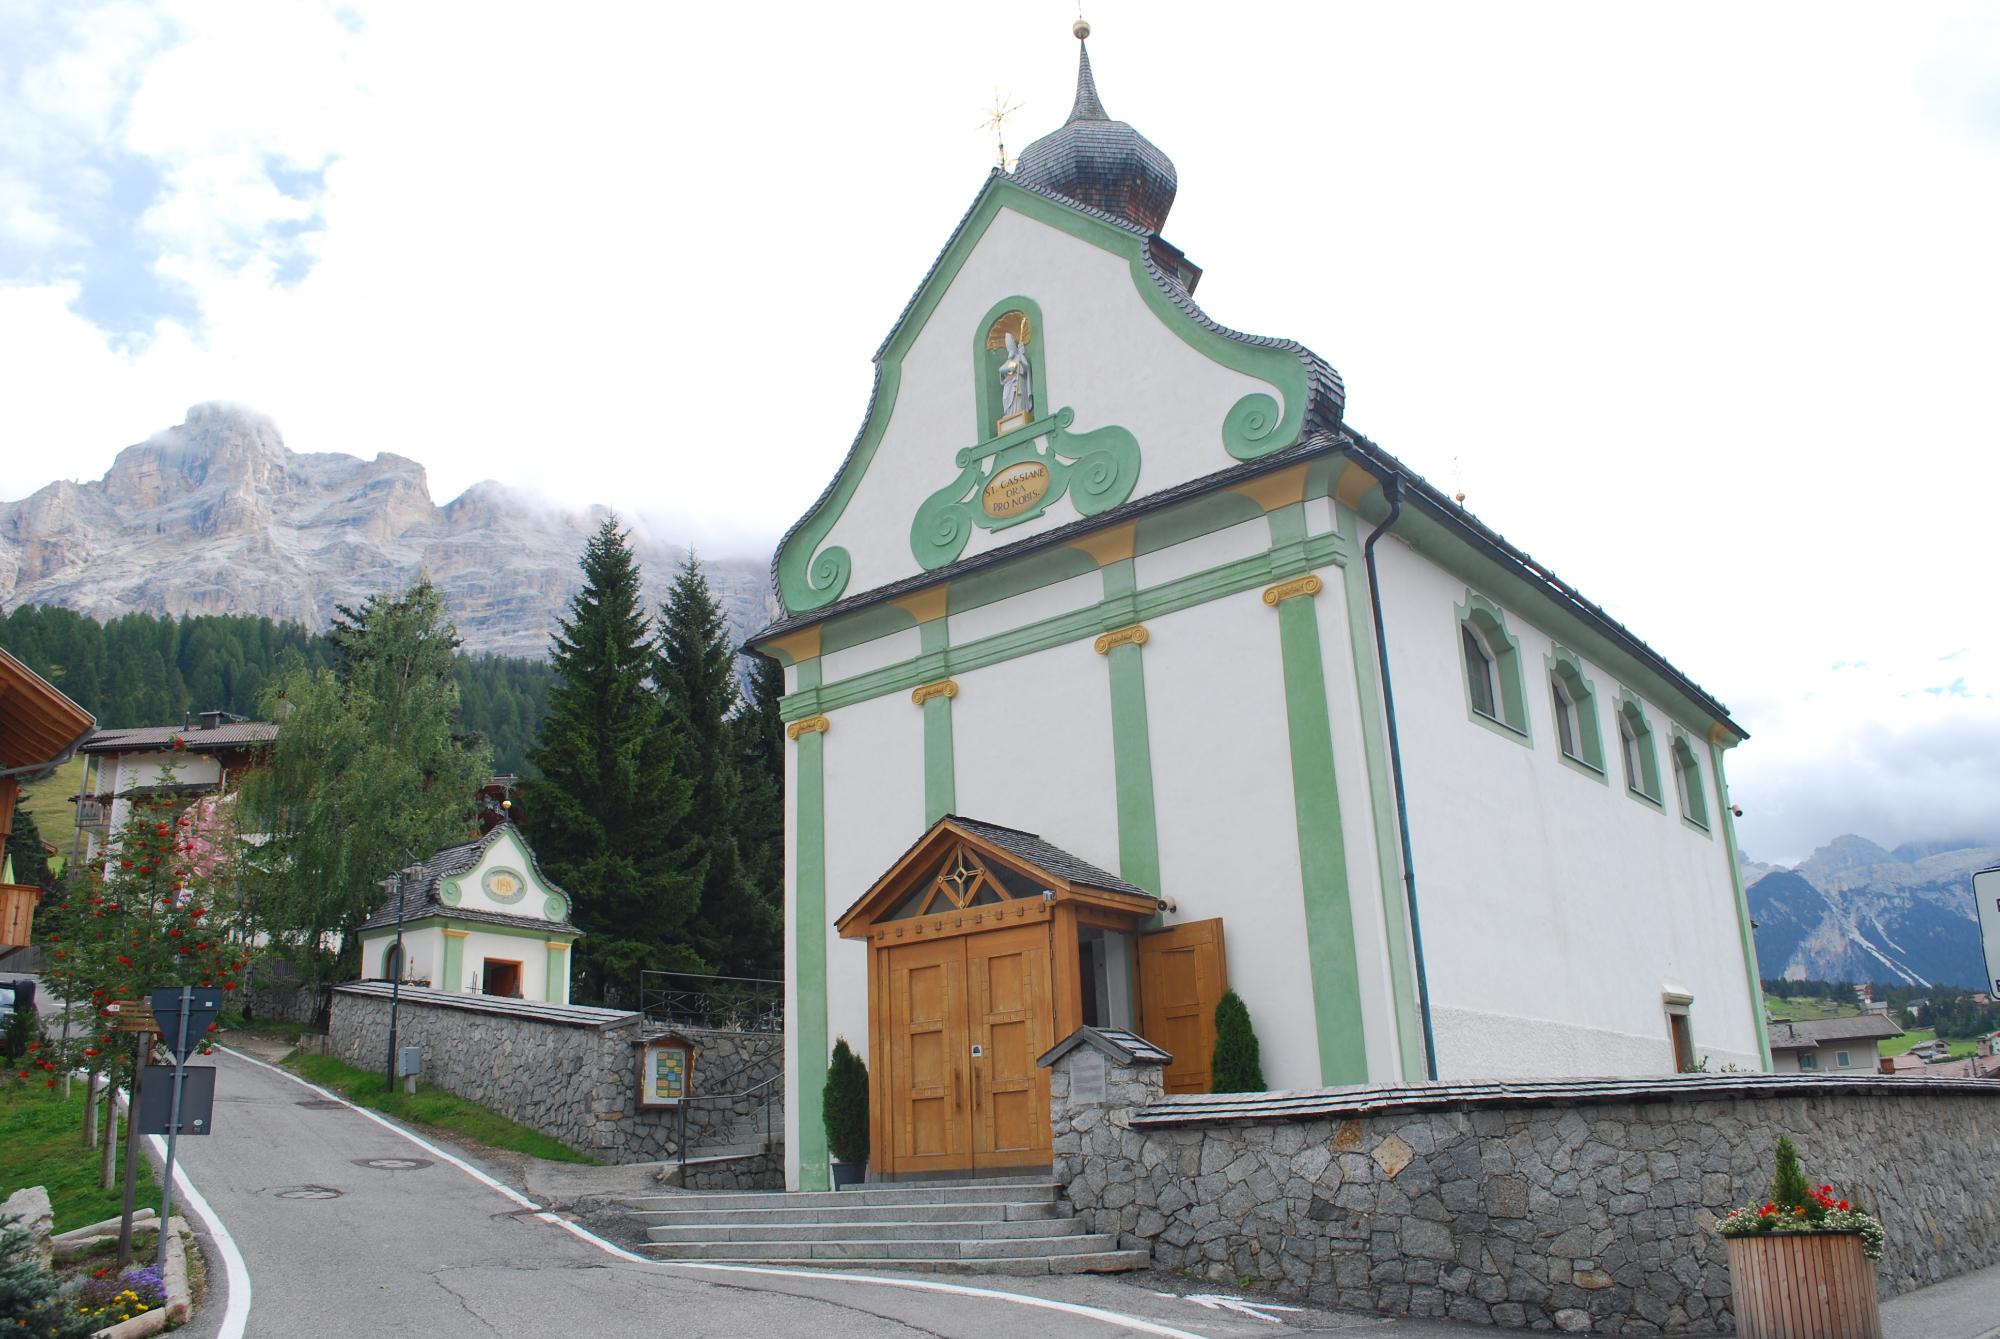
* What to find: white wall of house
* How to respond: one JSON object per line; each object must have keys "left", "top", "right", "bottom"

{"left": 85, "top": 750, "right": 225, "bottom": 860}
{"left": 1373, "top": 536, "right": 1763, "bottom": 1077}
{"left": 360, "top": 925, "right": 442, "bottom": 985}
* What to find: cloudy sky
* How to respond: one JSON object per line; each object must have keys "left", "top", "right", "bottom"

{"left": 2, "top": 1, "right": 1996, "bottom": 864}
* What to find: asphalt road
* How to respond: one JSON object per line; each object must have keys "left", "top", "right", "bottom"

{"left": 163, "top": 1046, "right": 1435, "bottom": 1339}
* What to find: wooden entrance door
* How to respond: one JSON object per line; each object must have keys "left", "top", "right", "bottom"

{"left": 883, "top": 937, "right": 971, "bottom": 1174}
{"left": 967, "top": 924, "right": 1053, "bottom": 1169}
{"left": 1138, "top": 918, "right": 1228, "bottom": 1094}
{"left": 880, "top": 926, "right": 1053, "bottom": 1175}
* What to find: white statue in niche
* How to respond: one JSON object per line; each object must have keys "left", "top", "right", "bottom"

{"left": 997, "top": 330, "right": 1034, "bottom": 432}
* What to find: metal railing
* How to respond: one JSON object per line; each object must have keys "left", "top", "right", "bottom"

{"left": 639, "top": 970, "right": 783, "bottom": 1033}
{"left": 676, "top": 1069, "right": 783, "bottom": 1183}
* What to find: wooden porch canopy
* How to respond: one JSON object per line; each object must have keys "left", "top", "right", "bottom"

{"left": 834, "top": 815, "right": 1160, "bottom": 943}
{"left": 1, "top": 646, "right": 95, "bottom": 947}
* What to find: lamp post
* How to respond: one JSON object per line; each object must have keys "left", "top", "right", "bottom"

{"left": 382, "top": 848, "right": 416, "bottom": 1094}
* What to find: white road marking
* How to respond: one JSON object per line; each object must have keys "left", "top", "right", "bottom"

{"left": 1179, "top": 1294, "right": 1303, "bottom": 1323}
{"left": 219, "top": 1045, "right": 1217, "bottom": 1338}
{"left": 142, "top": 1135, "right": 252, "bottom": 1339}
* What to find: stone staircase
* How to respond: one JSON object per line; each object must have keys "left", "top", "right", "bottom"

{"left": 616, "top": 1177, "right": 1148, "bottom": 1274}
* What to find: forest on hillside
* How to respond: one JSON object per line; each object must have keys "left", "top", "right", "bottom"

{"left": 0, "top": 604, "right": 553, "bottom": 772}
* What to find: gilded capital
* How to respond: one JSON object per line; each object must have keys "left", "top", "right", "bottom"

{"left": 1262, "top": 574, "right": 1324, "bottom": 606}
{"left": 785, "top": 715, "right": 831, "bottom": 741}
{"left": 1093, "top": 624, "right": 1149, "bottom": 655}
{"left": 911, "top": 679, "right": 959, "bottom": 707}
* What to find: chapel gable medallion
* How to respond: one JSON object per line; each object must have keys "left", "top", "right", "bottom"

{"left": 909, "top": 297, "right": 1143, "bottom": 571}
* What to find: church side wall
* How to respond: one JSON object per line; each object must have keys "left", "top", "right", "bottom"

{"left": 1373, "top": 537, "right": 1762, "bottom": 1078}
{"left": 817, "top": 687, "right": 926, "bottom": 1131}
{"left": 1143, "top": 591, "right": 1327, "bottom": 1091}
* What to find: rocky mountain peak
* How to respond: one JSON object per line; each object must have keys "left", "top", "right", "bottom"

{"left": 0, "top": 407, "right": 774, "bottom": 659}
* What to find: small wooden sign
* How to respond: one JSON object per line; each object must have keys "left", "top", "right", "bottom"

{"left": 109, "top": 1003, "right": 160, "bottom": 1034}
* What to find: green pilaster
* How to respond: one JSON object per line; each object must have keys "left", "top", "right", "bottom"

{"left": 792, "top": 657, "right": 831, "bottom": 1190}
{"left": 1269, "top": 505, "right": 1368, "bottom": 1085}
{"left": 1334, "top": 501, "right": 1429, "bottom": 1082}
{"left": 1711, "top": 740, "right": 1773, "bottom": 1070}
{"left": 1099, "top": 559, "right": 1162, "bottom": 893}
{"left": 545, "top": 944, "right": 567, "bottom": 1004}
{"left": 441, "top": 932, "right": 465, "bottom": 995}
{"left": 919, "top": 620, "right": 955, "bottom": 825}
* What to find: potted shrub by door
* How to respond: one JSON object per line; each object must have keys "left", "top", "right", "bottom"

{"left": 823, "top": 1037, "right": 870, "bottom": 1190}
{"left": 1715, "top": 1134, "right": 1885, "bottom": 1339}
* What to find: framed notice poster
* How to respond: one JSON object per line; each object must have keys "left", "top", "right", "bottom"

{"left": 635, "top": 1033, "right": 698, "bottom": 1109}
{"left": 1974, "top": 867, "right": 2000, "bottom": 998}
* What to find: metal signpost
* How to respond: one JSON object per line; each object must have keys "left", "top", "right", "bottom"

{"left": 383, "top": 851, "right": 416, "bottom": 1094}
{"left": 1974, "top": 867, "right": 2000, "bottom": 999}
{"left": 144, "top": 986, "right": 222, "bottom": 1271}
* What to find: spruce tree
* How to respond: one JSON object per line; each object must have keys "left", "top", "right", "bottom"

{"left": 729, "top": 652, "right": 786, "bottom": 973}
{"left": 1211, "top": 989, "right": 1267, "bottom": 1093}
{"left": 0, "top": 1218, "right": 96, "bottom": 1339}
{"left": 522, "top": 521, "right": 704, "bottom": 1003}
{"left": 655, "top": 552, "right": 777, "bottom": 977}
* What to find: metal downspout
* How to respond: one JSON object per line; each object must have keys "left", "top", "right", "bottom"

{"left": 1361, "top": 474, "right": 1439, "bottom": 1081}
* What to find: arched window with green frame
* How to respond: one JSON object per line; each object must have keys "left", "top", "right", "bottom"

{"left": 1545, "top": 645, "right": 1605, "bottom": 778}
{"left": 1456, "top": 591, "right": 1530, "bottom": 743}
{"left": 1616, "top": 689, "right": 1662, "bottom": 806}
{"left": 1670, "top": 727, "right": 1710, "bottom": 831}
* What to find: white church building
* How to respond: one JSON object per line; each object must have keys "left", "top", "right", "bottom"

{"left": 751, "top": 30, "right": 1766, "bottom": 1191}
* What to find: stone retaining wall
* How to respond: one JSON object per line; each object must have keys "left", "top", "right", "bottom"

{"left": 1047, "top": 1044, "right": 2000, "bottom": 1335}
{"left": 329, "top": 983, "right": 781, "bottom": 1172}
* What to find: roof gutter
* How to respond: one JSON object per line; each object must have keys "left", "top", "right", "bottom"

{"left": 0, "top": 721, "right": 97, "bottom": 784}
{"left": 1360, "top": 471, "right": 1439, "bottom": 1082}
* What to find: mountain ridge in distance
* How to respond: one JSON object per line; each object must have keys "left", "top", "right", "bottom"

{"left": 1746, "top": 833, "right": 1999, "bottom": 990}
{"left": 1, "top": 403, "right": 776, "bottom": 659}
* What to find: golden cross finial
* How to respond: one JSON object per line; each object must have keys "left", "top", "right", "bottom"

{"left": 980, "top": 89, "right": 1024, "bottom": 170}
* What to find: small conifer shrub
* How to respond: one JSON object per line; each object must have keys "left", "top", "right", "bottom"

{"left": 823, "top": 1037, "right": 870, "bottom": 1166}
{"left": 1210, "top": 990, "right": 1266, "bottom": 1093}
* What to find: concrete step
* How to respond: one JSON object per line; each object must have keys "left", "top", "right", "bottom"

{"left": 655, "top": 1249, "right": 1152, "bottom": 1276}
{"left": 642, "top": 1232, "right": 1124, "bottom": 1262}
{"left": 646, "top": 1215, "right": 1089, "bottom": 1244}
{"left": 629, "top": 1199, "right": 1064, "bottom": 1227}
{"left": 616, "top": 1182, "right": 1058, "bottom": 1215}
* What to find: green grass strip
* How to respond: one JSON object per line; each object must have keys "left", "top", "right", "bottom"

{"left": 281, "top": 1052, "right": 594, "bottom": 1164}
{"left": 0, "top": 1082, "right": 159, "bottom": 1233}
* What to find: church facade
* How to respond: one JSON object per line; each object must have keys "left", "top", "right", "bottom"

{"left": 751, "top": 33, "right": 1766, "bottom": 1192}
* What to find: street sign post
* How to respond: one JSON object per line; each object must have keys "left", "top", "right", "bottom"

{"left": 146, "top": 986, "right": 222, "bottom": 1271}
{"left": 1974, "top": 867, "right": 2000, "bottom": 998}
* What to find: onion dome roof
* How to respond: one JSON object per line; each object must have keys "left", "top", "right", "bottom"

{"left": 1014, "top": 28, "right": 1177, "bottom": 235}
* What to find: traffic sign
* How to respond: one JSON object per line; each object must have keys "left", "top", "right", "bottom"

{"left": 137, "top": 1065, "right": 215, "bottom": 1136}
{"left": 148, "top": 987, "right": 222, "bottom": 1061}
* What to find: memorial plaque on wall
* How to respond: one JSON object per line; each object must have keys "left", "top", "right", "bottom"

{"left": 1070, "top": 1048, "right": 1107, "bottom": 1104}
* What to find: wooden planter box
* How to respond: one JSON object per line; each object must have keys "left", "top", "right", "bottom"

{"left": 1727, "top": 1230, "right": 1881, "bottom": 1339}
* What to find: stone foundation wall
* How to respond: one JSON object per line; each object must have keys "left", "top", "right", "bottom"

{"left": 1048, "top": 1048, "right": 2000, "bottom": 1335}
{"left": 241, "top": 985, "right": 321, "bottom": 1026}
{"left": 329, "top": 983, "right": 781, "bottom": 1167}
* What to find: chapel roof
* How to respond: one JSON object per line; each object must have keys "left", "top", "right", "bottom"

{"left": 356, "top": 823, "right": 579, "bottom": 935}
